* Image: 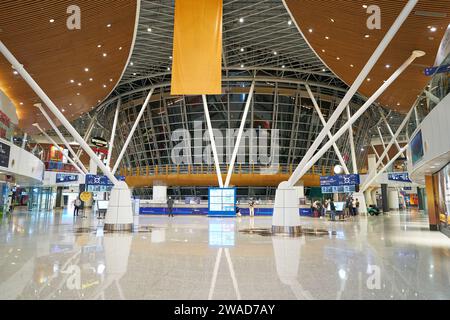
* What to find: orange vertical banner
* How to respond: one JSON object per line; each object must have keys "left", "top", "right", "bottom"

{"left": 170, "top": 0, "right": 223, "bottom": 95}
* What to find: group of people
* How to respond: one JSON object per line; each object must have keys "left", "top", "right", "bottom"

{"left": 312, "top": 196, "right": 360, "bottom": 221}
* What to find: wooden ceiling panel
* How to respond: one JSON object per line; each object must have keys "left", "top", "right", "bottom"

{"left": 284, "top": 0, "right": 450, "bottom": 113}
{"left": 0, "top": 0, "right": 138, "bottom": 133}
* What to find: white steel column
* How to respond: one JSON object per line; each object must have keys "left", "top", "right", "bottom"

{"left": 361, "top": 144, "right": 409, "bottom": 193}
{"left": 0, "top": 41, "right": 118, "bottom": 185}
{"left": 286, "top": 0, "right": 418, "bottom": 187}
{"left": 346, "top": 105, "right": 358, "bottom": 174}
{"left": 111, "top": 88, "right": 154, "bottom": 175}
{"left": 21, "top": 133, "right": 27, "bottom": 149}
{"left": 379, "top": 110, "right": 405, "bottom": 158}
{"left": 306, "top": 84, "right": 349, "bottom": 174}
{"left": 33, "top": 123, "right": 85, "bottom": 176}
{"left": 35, "top": 103, "right": 88, "bottom": 174}
{"left": 414, "top": 105, "right": 420, "bottom": 127}
{"left": 370, "top": 144, "right": 383, "bottom": 164}
{"left": 224, "top": 81, "right": 255, "bottom": 187}
{"left": 289, "top": 51, "right": 424, "bottom": 183}
{"left": 106, "top": 99, "right": 121, "bottom": 169}
{"left": 377, "top": 126, "right": 390, "bottom": 161}
{"left": 202, "top": 95, "right": 224, "bottom": 188}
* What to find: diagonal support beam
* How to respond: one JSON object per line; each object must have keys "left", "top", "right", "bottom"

{"left": 35, "top": 103, "right": 88, "bottom": 174}
{"left": 112, "top": 88, "right": 154, "bottom": 175}
{"left": 377, "top": 126, "right": 391, "bottom": 161}
{"left": 0, "top": 41, "right": 118, "bottom": 184}
{"left": 202, "top": 95, "right": 224, "bottom": 188}
{"left": 287, "top": 50, "right": 425, "bottom": 182}
{"left": 379, "top": 110, "right": 405, "bottom": 158}
{"left": 346, "top": 105, "right": 358, "bottom": 174}
{"left": 76, "top": 114, "right": 96, "bottom": 159}
{"left": 106, "top": 98, "right": 121, "bottom": 169}
{"left": 33, "top": 123, "right": 85, "bottom": 176}
{"left": 224, "top": 81, "right": 256, "bottom": 187}
{"left": 287, "top": 0, "right": 418, "bottom": 187}
{"left": 305, "top": 84, "right": 349, "bottom": 174}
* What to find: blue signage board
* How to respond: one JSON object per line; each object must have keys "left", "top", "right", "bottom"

{"left": 321, "top": 185, "right": 356, "bottom": 194}
{"left": 85, "top": 174, "right": 125, "bottom": 186}
{"left": 208, "top": 187, "right": 236, "bottom": 217}
{"left": 424, "top": 64, "right": 450, "bottom": 76}
{"left": 56, "top": 173, "right": 79, "bottom": 184}
{"left": 388, "top": 173, "right": 411, "bottom": 182}
{"left": 320, "top": 174, "right": 360, "bottom": 187}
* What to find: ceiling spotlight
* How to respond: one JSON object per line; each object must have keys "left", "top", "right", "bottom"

{"left": 89, "top": 78, "right": 93, "bottom": 81}
{"left": 167, "top": 67, "right": 171, "bottom": 71}
{"left": 240, "top": 48, "right": 244, "bottom": 52}
{"left": 106, "top": 23, "right": 111, "bottom": 28}
{"left": 385, "top": 64, "right": 391, "bottom": 68}
{"left": 13, "top": 70, "right": 18, "bottom": 75}
{"left": 282, "top": 65, "right": 285, "bottom": 68}
{"left": 77, "top": 82, "right": 82, "bottom": 86}
{"left": 84, "top": 67, "right": 89, "bottom": 72}
{"left": 397, "top": 102, "right": 401, "bottom": 106}
{"left": 103, "top": 84, "right": 106, "bottom": 88}
{"left": 325, "top": 36, "right": 330, "bottom": 40}
{"left": 350, "top": 64, "right": 354, "bottom": 68}
{"left": 97, "top": 44, "right": 102, "bottom": 48}
{"left": 239, "top": 17, "right": 244, "bottom": 23}
{"left": 364, "top": 34, "right": 370, "bottom": 38}
{"left": 49, "top": 19, "right": 55, "bottom": 23}
{"left": 336, "top": 57, "right": 340, "bottom": 60}
{"left": 330, "top": 18, "right": 335, "bottom": 23}
{"left": 321, "top": 49, "right": 325, "bottom": 52}
{"left": 133, "top": 72, "right": 137, "bottom": 76}
{"left": 429, "top": 26, "right": 437, "bottom": 32}
{"left": 367, "top": 78, "right": 371, "bottom": 81}
{"left": 62, "top": 108, "right": 65, "bottom": 112}
{"left": 119, "top": 47, "right": 122, "bottom": 50}
{"left": 273, "top": 51, "right": 277, "bottom": 55}
{"left": 147, "top": 27, "right": 152, "bottom": 32}
{"left": 288, "top": 20, "right": 292, "bottom": 26}
{"left": 308, "top": 28, "right": 313, "bottom": 33}
{"left": 69, "top": 103, "right": 72, "bottom": 106}
{"left": 70, "top": 79, "right": 74, "bottom": 83}
{"left": 102, "top": 53, "right": 107, "bottom": 57}
{"left": 109, "top": 78, "right": 113, "bottom": 82}
{"left": 240, "top": 64, "right": 244, "bottom": 68}
{"left": 322, "top": 68, "right": 326, "bottom": 72}
{"left": 76, "top": 93, "right": 80, "bottom": 95}
{"left": 19, "top": 102, "right": 23, "bottom": 105}
{"left": 130, "top": 61, "right": 134, "bottom": 66}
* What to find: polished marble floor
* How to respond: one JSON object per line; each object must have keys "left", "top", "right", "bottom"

{"left": 0, "top": 207, "right": 449, "bottom": 300}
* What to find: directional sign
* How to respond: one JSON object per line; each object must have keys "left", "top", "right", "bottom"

{"left": 424, "top": 64, "right": 450, "bottom": 76}
{"left": 85, "top": 174, "right": 125, "bottom": 186}
{"left": 388, "top": 173, "right": 411, "bottom": 182}
{"left": 320, "top": 174, "right": 360, "bottom": 187}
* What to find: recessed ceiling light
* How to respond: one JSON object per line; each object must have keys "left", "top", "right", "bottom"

{"left": 97, "top": 44, "right": 102, "bottom": 48}
{"left": 169, "top": 55, "right": 173, "bottom": 59}
{"left": 282, "top": 65, "right": 285, "bottom": 68}
{"left": 239, "top": 17, "right": 244, "bottom": 23}
{"left": 147, "top": 27, "right": 152, "bottom": 32}
{"left": 308, "top": 28, "right": 313, "bottom": 33}
{"left": 49, "top": 19, "right": 55, "bottom": 23}
{"left": 77, "top": 82, "right": 82, "bottom": 86}
{"left": 397, "top": 102, "right": 401, "bottom": 106}
{"left": 19, "top": 102, "right": 23, "bottom": 105}
{"left": 89, "top": 78, "right": 93, "bottom": 81}
{"left": 84, "top": 67, "right": 89, "bottom": 72}
{"left": 429, "top": 26, "right": 437, "bottom": 32}
{"left": 69, "top": 103, "right": 72, "bottom": 106}
{"left": 106, "top": 23, "right": 111, "bottom": 28}
{"left": 109, "top": 78, "right": 113, "bottom": 82}
{"left": 240, "top": 64, "right": 244, "bottom": 68}
{"left": 70, "top": 79, "right": 74, "bottom": 83}
{"left": 325, "top": 36, "right": 330, "bottom": 40}
{"left": 336, "top": 57, "right": 340, "bottom": 60}
{"left": 130, "top": 61, "right": 134, "bottom": 66}
{"left": 102, "top": 84, "right": 106, "bottom": 88}
{"left": 133, "top": 72, "right": 137, "bottom": 76}
{"left": 273, "top": 51, "right": 277, "bottom": 55}
{"left": 13, "top": 70, "right": 18, "bottom": 75}
{"left": 321, "top": 49, "right": 325, "bottom": 52}
{"left": 363, "top": 4, "right": 368, "bottom": 9}
{"left": 364, "top": 34, "right": 370, "bottom": 38}
{"left": 102, "top": 53, "right": 107, "bottom": 57}
{"left": 76, "top": 92, "right": 80, "bottom": 95}
{"left": 119, "top": 46, "right": 122, "bottom": 50}
{"left": 240, "top": 48, "right": 244, "bottom": 52}
{"left": 367, "top": 78, "right": 371, "bottom": 81}
{"left": 288, "top": 20, "right": 292, "bottom": 26}
{"left": 330, "top": 18, "right": 335, "bottom": 23}
{"left": 385, "top": 64, "right": 391, "bottom": 68}
{"left": 350, "top": 64, "right": 354, "bottom": 67}
{"left": 62, "top": 108, "right": 65, "bottom": 112}
{"left": 167, "top": 67, "right": 171, "bottom": 71}
{"left": 322, "top": 68, "right": 326, "bottom": 72}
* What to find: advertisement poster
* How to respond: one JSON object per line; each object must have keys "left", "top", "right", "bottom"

{"left": 0, "top": 141, "right": 10, "bottom": 167}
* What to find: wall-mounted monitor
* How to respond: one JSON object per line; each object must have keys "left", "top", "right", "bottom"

{"left": 411, "top": 130, "right": 424, "bottom": 165}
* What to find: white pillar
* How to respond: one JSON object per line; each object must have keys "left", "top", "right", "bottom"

{"left": 346, "top": 105, "right": 358, "bottom": 174}
{"left": 286, "top": 0, "right": 419, "bottom": 187}
{"left": 224, "top": 81, "right": 255, "bottom": 187}
{"left": 202, "top": 95, "right": 224, "bottom": 188}
{"left": 153, "top": 185, "right": 167, "bottom": 203}
{"left": 35, "top": 103, "right": 88, "bottom": 174}
{"left": 106, "top": 99, "right": 121, "bottom": 169}
{"left": 306, "top": 84, "right": 349, "bottom": 174}
{"left": 111, "top": 88, "right": 154, "bottom": 175}
{"left": 388, "top": 188, "right": 400, "bottom": 210}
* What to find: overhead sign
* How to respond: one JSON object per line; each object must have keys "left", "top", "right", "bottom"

{"left": 85, "top": 174, "right": 125, "bottom": 186}
{"left": 424, "top": 64, "right": 450, "bottom": 76}
{"left": 388, "top": 173, "right": 411, "bottom": 183}
{"left": 56, "top": 173, "right": 79, "bottom": 184}
{"left": 91, "top": 137, "right": 108, "bottom": 148}
{"left": 321, "top": 185, "right": 356, "bottom": 194}
{"left": 0, "top": 141, "right": 10, "bottom": 167}
{"left": 320, "top": 174, "right": 360, "bottom": 187}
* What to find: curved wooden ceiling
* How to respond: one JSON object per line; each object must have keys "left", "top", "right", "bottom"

{"left": 284, "top": 0, "right": 450, "bottom": 113}
{"left": 0, "top": 0, "right": 138, "bottom": 133}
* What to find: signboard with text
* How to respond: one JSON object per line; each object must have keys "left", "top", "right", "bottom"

{"left": 388, "top": 172, "right": 411, "bottom": 183}
{"left": 208, "top": 188, "right": 236, "bottom": 217}
{"left": 56, "top": 173, "right": 79, "bottom": 184}
{"left": 320, "top": 174, "right": 360, "bottom": 187}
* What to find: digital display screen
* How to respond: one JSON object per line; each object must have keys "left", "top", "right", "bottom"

{"left": 411, "top": 131, "right": 424, "bottom": 165}
{"left": 208, "top": 188, "right": 236, "bottom": 216}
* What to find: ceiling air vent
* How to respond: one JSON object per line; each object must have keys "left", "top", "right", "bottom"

{"left": 414, "top": 11, "right": 447, "bottom": 18}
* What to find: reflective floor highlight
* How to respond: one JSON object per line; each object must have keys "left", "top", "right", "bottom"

{"left": 1, "top": 208, "right": 449, "bottom": 300}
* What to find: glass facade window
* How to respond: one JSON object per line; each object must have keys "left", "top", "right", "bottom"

{"left": 435, "top": 162, "right": 450, "bottom": 237}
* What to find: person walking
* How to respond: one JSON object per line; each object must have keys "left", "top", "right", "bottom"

{"left": 352, "top": 198, "right": 357, "bottom": 216}
{"left": 74, "top": 197, "right": 82, "bottom": 216}
{"left": 329, "top": 199, "right": 336, "bottom": 221}
{"left": 355, "top": 199, "right": 360, "bottom": 216}
{"left": 167, "top": 197, "right": 174, "bottom": 217}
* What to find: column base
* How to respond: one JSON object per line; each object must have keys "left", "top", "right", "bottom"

{"left": 271, "top": 225, "right": 302, "bottom": 235}
{"left": 104, "top": 181, "right": 134, "bottom": 232}
{"left": 272, "top": 181, "right": 301, "bottom": 232}
{"left": 104, "top": 223, "right": 133, "bottom": 232}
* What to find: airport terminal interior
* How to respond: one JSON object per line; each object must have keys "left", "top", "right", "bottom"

{"left": 0, "top": 0, "right": 450, "bottom": 300}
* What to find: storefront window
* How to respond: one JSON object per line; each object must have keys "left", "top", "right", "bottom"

{"left": 435, "top": 162, "right": 450, "bottom": 237}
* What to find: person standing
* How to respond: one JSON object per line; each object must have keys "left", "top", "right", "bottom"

{"left": 329, "top": 199, "right": 336, "bottom": 221}
{"left": 352, "top": 198, "right": 357, "bottom": 216}
{"left": 355, "top": 199, "right": 360, "bottom": 216}
{"left": 249, "top": 199, "right": 255, "bottom": 217}
{"left": 74, "top": 197, "right": 82, "bottom": 216}
{"left": 167, "top": 197, "right": 174, "bottom": 217}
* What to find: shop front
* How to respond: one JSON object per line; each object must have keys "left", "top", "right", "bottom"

{"left": 434, "top": 162, "right": 450, "bottom": 237}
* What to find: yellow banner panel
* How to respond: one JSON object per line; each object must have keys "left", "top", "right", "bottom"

{"left": 171, "top": 0, "right": 222, "bottom": 95}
